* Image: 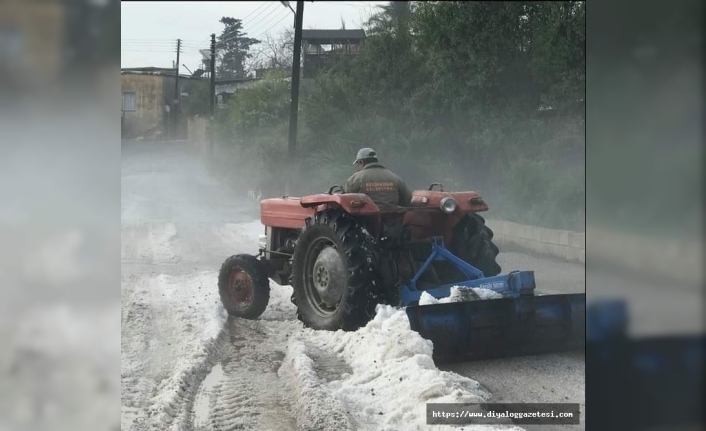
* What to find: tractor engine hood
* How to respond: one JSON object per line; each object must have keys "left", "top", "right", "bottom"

{"left": 260, "top": 197, "right": 315, "bottom": 229}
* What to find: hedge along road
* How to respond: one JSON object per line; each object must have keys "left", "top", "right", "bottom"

{"left": 121, "top": 140, "right": 584, "bottom": 430}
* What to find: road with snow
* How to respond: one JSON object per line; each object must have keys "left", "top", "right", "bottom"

{"left": 121, "top": 141, "right": 584, "bottom": 430}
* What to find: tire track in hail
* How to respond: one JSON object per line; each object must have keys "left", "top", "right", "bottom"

{"left": 121, "top": 276, "right": 158, "bottom": 430}
{"left": 190, "top": 318, "right": 298, "bottom": 431}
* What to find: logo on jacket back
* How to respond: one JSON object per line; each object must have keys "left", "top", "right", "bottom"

{"left": 364, "top": 182, "right": 396, "bottom": 192}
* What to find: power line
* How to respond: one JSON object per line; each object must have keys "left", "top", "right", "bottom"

{"left": 217, "top": 26, "right": 242, "bottom": 42}
{"left": 240, "top": 2, "right": 271, "bottom": 22}
{"left": 179, "top": 44, "right": 212, "bottom": 51}
{"left": 122, "top": 39, "right": 209, "bottom": 46}
{"left": 121, "top": 47, "right": 178, "bottom": 50}
{"left": 121, "top": 42, "right": 178, "bottom": 47}
{"left": 218, "top": 10, "right": 278, "bottom": 46}
{"left": 252, "top": 10, "right": 293, "bottom": 41}
{"left": 121, "top": 41, "right": 178, "bottom": 46}
{"left": 122, "top": 41, "right": 211, "bottom": 55}
{"left": 121, "top": 46, "right": 179, "bottom": 51}
{"left": 216, "top": 2, "right": 276, "bottom": 43}
{"left": 244, "top": 2, "right": 278, "bottom": 29}
{"left": 122, "top": 5, "right": 294, "bottom": 55}
{"left": 216, "top": 3, "right": 293, "bottom": 46}
{"left": 121, "top": 49, "right": 179, "bottom": 53}
{"left": 179, "top": 41, "right": 212, "bottom": 46}
{"left": 247, "top": 9, "right": 291, "bottom": 39}
{"left": 243, "top": 4, "right": 284, "bottom": 35}
{"left": 121, "top": 38, "right": 176, "bottom": 42}
{"left": 218, "top": 23, "right": 256, "bottom": 45}
{"left": 180, "top": 48, "right": 212, "bottom": 54}
{"left": 121, "top": 39, "right": 209, "bottom": 54}
{"left": 320, "top": 0, "right": 376, "bottom": 6}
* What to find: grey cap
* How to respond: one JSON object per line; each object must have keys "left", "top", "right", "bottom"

{"left": 353, "top": 147, "right": 377, "bottom": 165}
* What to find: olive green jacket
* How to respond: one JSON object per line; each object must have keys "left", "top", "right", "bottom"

{"left": 344, "top": 163, "right": 413, "bottom": 209}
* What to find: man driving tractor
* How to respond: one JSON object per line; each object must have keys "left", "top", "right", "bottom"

{"left": 215, "top": 148, "right": 585, "bottom": 359}
{"left": 345, "top": 148, "right": 413, "bottom": 210}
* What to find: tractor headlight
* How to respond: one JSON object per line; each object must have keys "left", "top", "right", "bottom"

{"left": 440, "top": 197, "right": 457, "bottom": 214}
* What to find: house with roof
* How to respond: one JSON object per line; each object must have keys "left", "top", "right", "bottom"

{"left": 121, "top": 67, "right": 206, "bottom": 139}
{"left": 301, "top": 29, "right": 365, "bottom": 78}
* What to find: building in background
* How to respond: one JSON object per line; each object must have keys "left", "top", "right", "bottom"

{"left": 121, "top": 67, "right": 204, "bottom": 139}
{"left": 254, "top": 67, "right": 289, "bottom": 79}
{"left": 301, "top": 29, "right": 365, "bottom": 79}
{"left": 214, "top": 77, "right": 262, "bottom": 108}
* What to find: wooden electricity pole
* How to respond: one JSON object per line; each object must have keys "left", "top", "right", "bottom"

{"left": 210, "top": 33, "right": 216, "bottom": 116}
{"left": 287, "top": 0, "right": 304, "bottom": 159}
{"left": 174, "top": 38, "right": 181, "bottom": 101}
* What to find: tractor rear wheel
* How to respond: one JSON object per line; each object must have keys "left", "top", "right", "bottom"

{"left": 450, "top": 213, "right": 501, "bottom": 276}
{"left": 291, "top": 210, "right": 379, "bottom": 331}
{"left": 218, "top": 254, "right": 270, "bottom": 319}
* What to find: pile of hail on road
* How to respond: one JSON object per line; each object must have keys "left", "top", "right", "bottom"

{"left": 279, "top": 304, "right": 495, "bottom": 430}
{"left": 418, "top": 286, "right": 503, "bottom": 306}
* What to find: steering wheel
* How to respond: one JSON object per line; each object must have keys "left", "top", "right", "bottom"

{"left": 328, "top": 185, "right": 344, "bottom": 195}
{"left": 428, "top": 183, "right": 445, "bottom": 191}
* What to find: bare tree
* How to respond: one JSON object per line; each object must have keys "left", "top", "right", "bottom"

{"left": 248, "top": 29, "right": 295, "bottom": 75}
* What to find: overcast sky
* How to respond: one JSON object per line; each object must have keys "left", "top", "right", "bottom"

{"left": 121, "top": 1, "right": 387, "bottom": 70}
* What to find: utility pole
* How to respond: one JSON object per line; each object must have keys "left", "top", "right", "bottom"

{"left": 174, "top": 39, "right": 181, "bottom": 101}
{"left": 210, "top": 33, "right": 216, "bottom": 116}
{"left": 287, "top": 0, "right": 304, "bottom": 159}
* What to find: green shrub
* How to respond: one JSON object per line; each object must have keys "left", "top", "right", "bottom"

{"left": 227, "top": 73, "right": 290, "bottom": 133}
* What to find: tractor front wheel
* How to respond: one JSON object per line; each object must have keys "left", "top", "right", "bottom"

{"left": 291, "top": 210, "right": 379, "bottom": 331}
{"left": 218, "top": 254, "right": 270, "bottom": 319}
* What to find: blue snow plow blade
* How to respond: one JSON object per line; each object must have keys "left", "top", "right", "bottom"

{"left": 406, "top": 294, "right": 585, "bottom": 362}
{"left": 401, "top": 237, "right": 586, "bottom": 362}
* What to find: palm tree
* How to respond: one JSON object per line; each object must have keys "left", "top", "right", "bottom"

{"left": 366, "top": 1, "right": 414, "bottom": 36}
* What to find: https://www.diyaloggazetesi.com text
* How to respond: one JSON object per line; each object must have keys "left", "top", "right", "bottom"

{"left": 427, "top": 403, "right": 581, "bottom": 425}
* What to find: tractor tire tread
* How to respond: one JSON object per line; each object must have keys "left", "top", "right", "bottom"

{"left": 292, "top": 210, "right": 379, "bottom": 331}
{"left": 451, "top": 214, "right": 501, "bottom": 276}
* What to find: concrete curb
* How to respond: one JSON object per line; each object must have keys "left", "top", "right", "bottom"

{"left": 486, "top": 219, "right": 586, "bottom": 264}
{"left": 487, "top": 219, "right": 701, "bottom": 286}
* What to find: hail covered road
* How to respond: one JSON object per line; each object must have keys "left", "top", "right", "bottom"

{"left": 121, "top": 141, "right": 584, "bottom": 430}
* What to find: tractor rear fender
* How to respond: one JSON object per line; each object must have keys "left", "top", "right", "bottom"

{"left": 403, "top": 191, "right": 489, "bottom": 242}
{"left": 411, "top": 190, "right": 489, "bottom": 214}
{"left": 300, "top": 193, "right": 381, "bottom": 215}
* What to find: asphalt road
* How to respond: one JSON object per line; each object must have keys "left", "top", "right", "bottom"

{"left": 439, "top": 251, "right": 585, "bottom": 431}
{"left": 121, "top": 140, "right": 260, "bottom": 279}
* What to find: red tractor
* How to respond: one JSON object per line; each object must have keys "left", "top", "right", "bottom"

{"left": 218, "top": 184, "right": 585, "bottom": 360}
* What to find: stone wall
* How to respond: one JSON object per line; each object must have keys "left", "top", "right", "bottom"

{"left": 486, "top": 219, "right": 585, "bottom": 263}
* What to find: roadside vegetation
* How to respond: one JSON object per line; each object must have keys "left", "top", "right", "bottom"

{"left": 202, "top": 2, "right": 586, "bottom": 231}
